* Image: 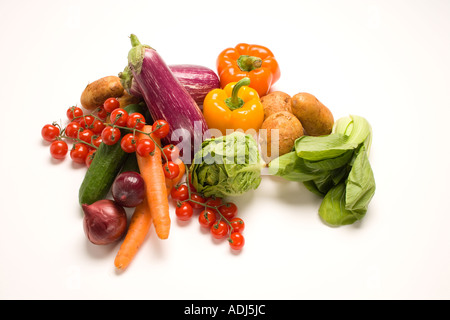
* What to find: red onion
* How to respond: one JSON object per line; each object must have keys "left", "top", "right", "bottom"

{"left": 82, "top": 199, "right": 127, "bottom": 245}
{"left": 112, "top": 171, "right": 146, "bottom": 208}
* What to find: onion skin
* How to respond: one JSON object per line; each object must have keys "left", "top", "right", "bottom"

{"left": 112, "top": 171, "right": 146, "bottom": 208}
{"left": 82, "top": 200, "right": 127, "bottom": 245}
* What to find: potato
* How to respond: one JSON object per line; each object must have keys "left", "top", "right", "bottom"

{"left": 260, "top": 91, "right": 292, "bottom": 120}
{"left": 259, "top": 111, "right": 304, "bottom": 163}
{"left": 80, "top": 76, "right": 124, "bottom": 111}
{"left": 290, "top": 92, "right": 334, "bottom": 136}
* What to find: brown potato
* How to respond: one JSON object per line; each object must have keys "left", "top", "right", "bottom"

{"left": 80, "top": 76, "right": 124, "bottom": 111}
{"left": 259, "top": 111, "right": 304, "bottom": 163}
{"left": 291, "top": 93, "right": 334, "bottom": 136}
{"left": 260, "top": 91, "right": 292, "bottom": 120}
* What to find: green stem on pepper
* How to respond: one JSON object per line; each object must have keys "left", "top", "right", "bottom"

{"left": 237, "top": 55, "right": 262, "bottom": 72}
{"left": 225, "top": 77, "right": 251, "bottom": 111}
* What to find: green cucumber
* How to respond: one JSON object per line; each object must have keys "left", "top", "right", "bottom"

{"left": 120, "top": 152, "right": 140, "bottom": 174}
{"left": 78, "top": 103, "right": 146, "bottom": 205}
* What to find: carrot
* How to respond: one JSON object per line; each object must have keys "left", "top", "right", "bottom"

{"left": 114, "top": 199, "right": 152, "bottom": 270}
{"left": 136, "top": 125, "right": 170, "bottom": 239}
{"left": 165, "top": 158, "right": 186, "bottom": 195}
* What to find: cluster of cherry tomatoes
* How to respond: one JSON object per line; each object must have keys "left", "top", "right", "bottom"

{"left": 170, "top": 184, "right": 245, "bottom": 250}
{"left": 41, "top": 98, "right": 180, "bottom": 179}
{"left": 42, "top": 97, "right": 244, "bottom": 250}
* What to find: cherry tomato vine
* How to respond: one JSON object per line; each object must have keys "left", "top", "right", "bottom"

{"left": 171, "top": 168, "right": 245, "bottom": 251}
{"left": 41, "top": 98, "right": 177, "bottom": 176}
{"left": 42, "top": 98, "right": 245, "bottom": 251}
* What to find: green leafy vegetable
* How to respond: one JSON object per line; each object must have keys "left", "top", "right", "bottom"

{"left": 295, "top": 134, "right": 357, "bottom": 161}
{"left": 269, "top": 115, "right": 376, "bottom": 226}
{"left": 268, "top": 151, "right": 322, "bottom": 182}
{"left": 189, "top": 131, "right": 262, "bottom": 198}
{"left": 319, "top": 182, "right": 357, "bottom": 226}
{"left": 344, "top": 145, "right": 375, "bottom": 219}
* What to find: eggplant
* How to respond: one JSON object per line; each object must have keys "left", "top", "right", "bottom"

{"left": 125, "top": 34, "right": 210, "bottom": 162}
{"left": 169, "top": 64, "right": 220, "bottom": 108}
{"left": 120, "top": 64, "right": 220, "bottom": 108}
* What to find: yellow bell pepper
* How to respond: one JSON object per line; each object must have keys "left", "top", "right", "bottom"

{"left": 203, "top": 77, "right": 264, "bottom": 136}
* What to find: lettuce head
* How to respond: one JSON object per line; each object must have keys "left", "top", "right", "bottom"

{"left": 189, "top": 132, "right": 262, "bottom": 198}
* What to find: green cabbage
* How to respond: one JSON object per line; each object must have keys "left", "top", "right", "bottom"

{"left": 189, "top": 132, "right": 262, "bottom": 198}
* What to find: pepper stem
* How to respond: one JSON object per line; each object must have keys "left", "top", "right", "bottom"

{"left": 225, "top": 77, "right": 251, "bottom": 111}
{"left": 237, "top": 55, "right": 262, "bottom": 72}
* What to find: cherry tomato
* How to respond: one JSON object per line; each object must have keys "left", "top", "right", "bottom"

{"left": 41, "top": 124, "right": 60, "bottom": 142}
{"left": 136, "top": 139, "right": 155, "bottom": 157}
{"left": 152, "top": 120, "right": 170, "bottom": 139}
{"left": 96, "top": 106, "right": 108, "bottom": 121}
{"left": 85, "top": 149, "right": 96, "bottom": 167}
{"left": 110, "top": 108, "right": 128, "bottom": 126}
{"left": 78, "top": 129, "right": 94, "bottom": 144}
{"left": 70, "top": 143, "right": 89, "bottom": 164}
{"left": 101, "top": 126, "right": 121, "bottom": 145}
{"left": 175, "top": 202, "right": 193, "bottom": 221}
{"left": 170, "top": 184, "right": 189, "bottom": 202}
{"left": 198, "top": 209, "right": 217, "bottom": 228}
{"left": 103, "top": 98, "right": 120, "bottom": 113}
{"left": 218, "top": 202, "right": 238, "bottom": 221}
{"left": 120, "top": 133, "right": 138, "bottom": 153}
{"left": 228, "top": 232, "right": 245, "bottom": 250}
{"left": 205, "top": 198, "right": 223, "bottom": 208}
{"left": 189, "top": 193, "right": 206, "bottom": 209}
{"left": 127, "top": 112, "right": 146, "bottom": 130}
{"left": 79, "top": 115, "right": 95, "bottom": 129}
{"left": 66, "top": 106, "right": 83, "bottom": 121}
{"left": 49, "top": 140, "right": 68, "bottom": 159}
{"left": 211, "top": 220, "right": 229, "bottom": 239}
{"left": 229, "top": 217, "right": 245, "bottom": 233}
{"left": 162, "top": 144, "right": 180, "bottom": 162}
{"left": 92, "top": 135, "right": 102, "bottom": 148}
{"left": 163, "top": 161, "right": 180, "bottom": 179}
{"left": 65, "top": 121, "right": 82, "bottom": 139}
{"left": 91, "top": 119, "right": 106, "bottom": 134}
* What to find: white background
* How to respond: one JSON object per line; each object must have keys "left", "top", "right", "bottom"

{"left": 1, "top": 0, "right": 449, "bottom": 300}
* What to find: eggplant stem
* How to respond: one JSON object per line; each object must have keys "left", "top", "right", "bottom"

{"left": 130, "top": 34, "right": 141, "bottom": 47}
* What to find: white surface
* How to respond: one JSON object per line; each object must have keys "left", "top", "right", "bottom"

{"left": 1, "top": 0, "right": 449, "bottom": 300}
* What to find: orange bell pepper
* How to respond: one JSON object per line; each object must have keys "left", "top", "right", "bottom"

{"left": 203, "top": 77, "right": 264, "bottom": 136}
{"left": 216, "top": 43, "right": 280, "bottom": 97}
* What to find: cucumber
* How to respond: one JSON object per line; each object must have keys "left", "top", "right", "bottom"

{"left": 120, "top": 152, "right": 140, "bottom": 174}
{"left": 78, "top": 103, "right": 147, "bottom": 205}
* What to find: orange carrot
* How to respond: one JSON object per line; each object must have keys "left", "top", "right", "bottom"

{"left": 165, "top": 158, "right": 186, "bottom": 195}
{"left": 136, "top": 125, "right": 170, "bottom": 239}
{"left": 114, "top": 199, "right": 152, "bottom": 270}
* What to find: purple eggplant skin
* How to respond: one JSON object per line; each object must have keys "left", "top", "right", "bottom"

{"left": 169, "top": 64, "right": 220, "bottom": 108}
{"left": 121, "top": 64, "right": 220, "bottom": 108}
{"left": 126, "top": 34, "right": 210, "bottom": 163}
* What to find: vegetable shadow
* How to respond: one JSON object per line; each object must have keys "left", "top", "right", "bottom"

{"left": 84, "top": 236, "right": 121, "bottom": 259}
{"left": 265, "top": 175, "right": 322, "bottom": 208}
